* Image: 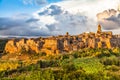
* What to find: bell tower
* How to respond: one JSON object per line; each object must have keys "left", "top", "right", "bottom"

{"left": 97, "top": 24, "right": 102, "bottom": 33}
{"left": 66, "top": 32, "right": 69, "bottom": 36}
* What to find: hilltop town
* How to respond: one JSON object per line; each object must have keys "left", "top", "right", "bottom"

{"left": 4, "top": 25, "right": 120, "bottom": 55}
{"left": 1, "top": 25, "right": 120, "bottom": 80}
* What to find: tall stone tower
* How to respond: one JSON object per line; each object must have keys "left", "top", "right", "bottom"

{"left": 97, "top": 24, "right": 102, "bottom": 33}
{"left": 66, "top": 32, "right": 69, "bottom": 36}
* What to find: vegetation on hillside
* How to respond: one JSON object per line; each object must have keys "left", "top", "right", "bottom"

{"left": 0, "top": 39, "right": 8, "bottom": 53}
{"left": 0, "top": 48, "right": 120, "bottom": 80}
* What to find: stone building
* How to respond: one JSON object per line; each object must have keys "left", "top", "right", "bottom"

{"left": 41, "top": 37, "right": 63, "bottom": 55}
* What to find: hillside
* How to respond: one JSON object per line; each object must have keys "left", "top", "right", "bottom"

{"left": 0, "top": 48, "right": 120, "bottom": 80}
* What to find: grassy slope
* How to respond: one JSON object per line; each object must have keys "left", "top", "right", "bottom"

{"left": 0, "top": 48, "right": 120, "bottom": 80}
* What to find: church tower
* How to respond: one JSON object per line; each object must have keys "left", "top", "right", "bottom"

{"left": 97, "top": 24, "right": 102, "bottom": 33}
{"left": 66, "top": 32, "right": 69, "bottom": 36}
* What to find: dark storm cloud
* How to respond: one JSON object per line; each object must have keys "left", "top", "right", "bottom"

{"left": 0, "top": 17, "right": 50, "bottom": 36}
{"left": 0, "top": 18, "right": 25, "bottom": 30}
{"left": 106, "top": 16, "right": 120, "bottom": 23}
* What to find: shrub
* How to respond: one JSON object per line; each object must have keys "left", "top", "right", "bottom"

{"left": 100, "top": 56, "right": 120, "bottom": 66}
{"left": 62, "top": 63, "right": 77, "bottom": 73}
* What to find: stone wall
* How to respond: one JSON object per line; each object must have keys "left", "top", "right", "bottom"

{"left": 5, "top": 38, "right": 43, "bottom": 54}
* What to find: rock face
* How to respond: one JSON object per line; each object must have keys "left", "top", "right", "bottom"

{"left": 5, "top": 38, "right": 44, "bottom": 54}
{"left": 4, "top": 25, "right": 120, "bottom": 55}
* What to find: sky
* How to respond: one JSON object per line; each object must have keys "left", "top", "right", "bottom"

{"left": 0, "top": 0, "right": 61, "bottom": 17}
{"left": 0, "top": 0, "right": 120, "bottom": 37}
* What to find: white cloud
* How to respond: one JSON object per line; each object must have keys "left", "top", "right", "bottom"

{"left": 22, "top": 0, "right": 47, "bottom": 5}
{"left": 57, "top": 0, "right": 119, "bottom": 18}
{"left": 34, "top": 4, "right": 92, "bottom": 35}
{"left": 55, "top": 0, "right": 120, "bottom": 34}
{"left": 97, "top": 9, "right": 120, "bottom": 31}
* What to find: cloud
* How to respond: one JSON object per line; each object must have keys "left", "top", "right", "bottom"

{"left": 0, "top": 18, "right": 24, "bottom": 30}
{"left": 57, "top": 0, "right": 119, "bottom": 19}
{"left": 0, "top": 15, "right": 50, "bottom": 36}
{"left": 0, "top": 4, "right": 90, "bottom": 36}
{"left": 26, "top": 18, "right": 39, "bottom": 23}
{"left": 38, "top": 5, "right": 64, "bottom": 16}
{"left": 22, "top": 0, "right": 47, "bottom": 5}
{"left": 36, "top": 5, "right": 90, "bottom": 35}
{"left": 97, "top": 9, "right": 120, "bottom": 30}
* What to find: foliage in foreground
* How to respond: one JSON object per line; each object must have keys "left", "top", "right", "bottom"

{"left": 0, "top": 48, "right": 120, "bottom": 80}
